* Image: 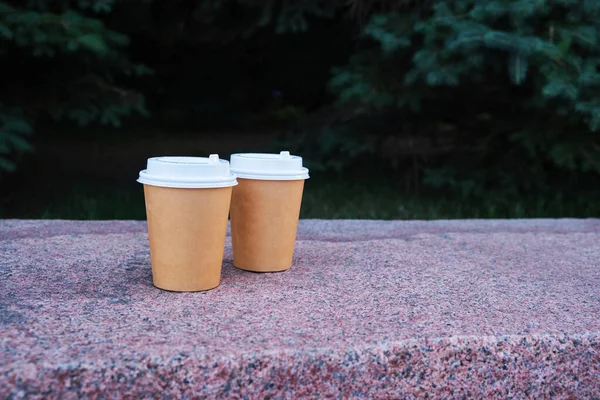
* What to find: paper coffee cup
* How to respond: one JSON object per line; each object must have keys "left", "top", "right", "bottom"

{"left": 229, "top": 151, "right": 309, "bottom": 272}
{"left": 138, "top": 155, "right": 237, "bottom": 291}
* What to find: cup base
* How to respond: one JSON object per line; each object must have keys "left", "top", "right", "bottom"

{"left": 233, "top": 264, "right": 291, "bottom": 273}
{"left": 152, "top": 281, "right": 220, "bottom": 292}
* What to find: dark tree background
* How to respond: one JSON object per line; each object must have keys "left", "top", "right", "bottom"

{"left": 1, "top": 0, "right": 599, "bottom": 219}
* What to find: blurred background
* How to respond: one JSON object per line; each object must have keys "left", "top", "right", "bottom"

{"left": 1, "top": 0, "right": 599, "bottom": 220}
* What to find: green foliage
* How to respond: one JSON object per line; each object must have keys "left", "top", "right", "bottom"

{"left": 328, "top": 0, "right": 600, "bottom": 196}
{"left": 0, "top": 0, "right": 149, "bottom": 171}
{"left": 144, "top": 0, "right": 343, "bottom": 47}
{"left": 267, "top": 0, "right": 340, "bottom": 33}
{"left": 0, "top": 108, "right": 33, "bottom": 171}
{"left": 276, "top": 126, "right": 376, "bottom": 172}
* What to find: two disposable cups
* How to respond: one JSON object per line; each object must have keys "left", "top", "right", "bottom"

{"left": 137, "top": 152, "right": 309, "bottom": 292}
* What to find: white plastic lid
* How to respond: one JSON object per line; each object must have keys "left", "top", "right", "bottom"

{"left": 137, "top": 155, "right": 238, "bottom": 188}
{"left": 230, "top": 151, "right": 309, "bottom": 180}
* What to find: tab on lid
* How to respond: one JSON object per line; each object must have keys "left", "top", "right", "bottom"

{"left": 230, "top": 152, "right": 309, "bottom": 181}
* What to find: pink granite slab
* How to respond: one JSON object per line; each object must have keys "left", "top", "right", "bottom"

{"left": 0, "top": 219, "right": 599, "bottom": 398}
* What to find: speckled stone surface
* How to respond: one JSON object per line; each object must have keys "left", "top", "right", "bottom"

{"left": 1, "top": 219, "right": 599, "bottom": 399}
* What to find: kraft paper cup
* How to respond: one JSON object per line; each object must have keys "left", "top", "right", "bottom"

{"left": 230, "top": 152, "right": 309, "bottom": 272}
{"left": 138, "top": 155, "right": 237, "bottom": 292}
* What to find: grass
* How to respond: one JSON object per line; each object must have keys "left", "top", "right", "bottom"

{"left": 2, "top": 172, "right": 599, "bottom": 220}
{"left": 3, "top": 130, "right": 597, "bottom": 220}
{"left": 301, "top": 176, "right": 600, "bottom": 219}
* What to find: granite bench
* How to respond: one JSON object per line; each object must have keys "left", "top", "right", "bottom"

{"left": 1, "top": 219, "right": 599, "bottom": 398}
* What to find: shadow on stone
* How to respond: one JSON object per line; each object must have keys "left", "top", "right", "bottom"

{"left": 0, "top": 305, "right": 26, "bottom": 325}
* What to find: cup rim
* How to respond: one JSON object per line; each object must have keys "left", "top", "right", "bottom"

{"left": 138, "top": 170, "right": 238, "bottom": 188}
